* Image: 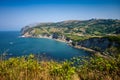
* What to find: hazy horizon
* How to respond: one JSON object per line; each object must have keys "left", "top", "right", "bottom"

{"left": 0, "top": 0, "right": 120, "bottom": 31}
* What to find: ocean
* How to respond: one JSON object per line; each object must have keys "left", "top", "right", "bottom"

{"left": 0, "top": 31, "right": 90, "bottom": 60}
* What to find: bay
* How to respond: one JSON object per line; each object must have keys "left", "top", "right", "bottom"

{"left": 0, "top": 31, "right": 91, "bottom": 60}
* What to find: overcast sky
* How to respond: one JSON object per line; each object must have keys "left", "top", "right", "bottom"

{"left": 0, "top": 0, "right": 120, "bottom": 31}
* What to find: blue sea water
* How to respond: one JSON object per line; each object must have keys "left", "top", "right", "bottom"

{"left": 0, "top": 31, "right": 91, "bottom": 60}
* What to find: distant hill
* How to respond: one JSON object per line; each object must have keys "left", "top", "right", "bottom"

{"left": 21, "top": 19, "right": 120, "bottom": 36}
{"left": 21, "top": 19, "right": 120, "bottom": 55}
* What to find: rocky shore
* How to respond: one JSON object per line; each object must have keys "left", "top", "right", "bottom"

{"left": 21, "top": 34, "right": 100, "bottom": 56}
{"left": 21, "top": 33, "right": 120, "bottom": 57}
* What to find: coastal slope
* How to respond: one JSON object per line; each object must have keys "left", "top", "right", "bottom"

{"left": 21, "top": 19, "right": 120, "bottom": 55}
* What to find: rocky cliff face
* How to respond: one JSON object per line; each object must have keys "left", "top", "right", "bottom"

{"left": 77, "top": 37, "right": 120, "bottom": 52}
{"left": 20, "top": 26, "right": 31, "bottom": 35}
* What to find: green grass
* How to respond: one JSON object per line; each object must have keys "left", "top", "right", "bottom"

{"left": 0, "top": 54, "right": 120, "bottom": 80}
{"left": 65, "top": 34, "right": 89, "bottom": 42}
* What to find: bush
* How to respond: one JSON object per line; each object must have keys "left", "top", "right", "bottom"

{"left": 0, "top": 54, "right": 120, "bottom": 80}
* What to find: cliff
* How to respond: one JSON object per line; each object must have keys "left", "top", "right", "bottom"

{"left": 74, "top": 36, "right": 120, "bottom": 55}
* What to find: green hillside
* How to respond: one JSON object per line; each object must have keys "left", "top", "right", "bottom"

{"left": 21, "top": 19, "right": 120, "bottom": 36}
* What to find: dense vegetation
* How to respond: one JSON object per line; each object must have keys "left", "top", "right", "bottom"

{"left": 0, "top": 54, "right": 120, "bottom": 80}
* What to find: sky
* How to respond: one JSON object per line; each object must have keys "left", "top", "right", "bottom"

{"left": 0, "top": 0, "right": 120, "bottom": 31}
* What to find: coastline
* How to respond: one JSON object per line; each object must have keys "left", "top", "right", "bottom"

{"left": 21, "top": 35, "right": 102, "bottom": 56}
{"left": 38, "top": 37, "right": 67, "bottom": 43}
{"left": 40, "top": 36, "right": 109, "bottom": 58}
{"left": 71, "top": 45, "right": 107, "bottom": 57}
{"left": 72, "top": 45, "right": 102, "bottom": 56}
{"left": 20, "top": 35, "right": 67, "bottom": 43}
{"left": 53, "top": 39, "right": 67, "bottom": 43}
